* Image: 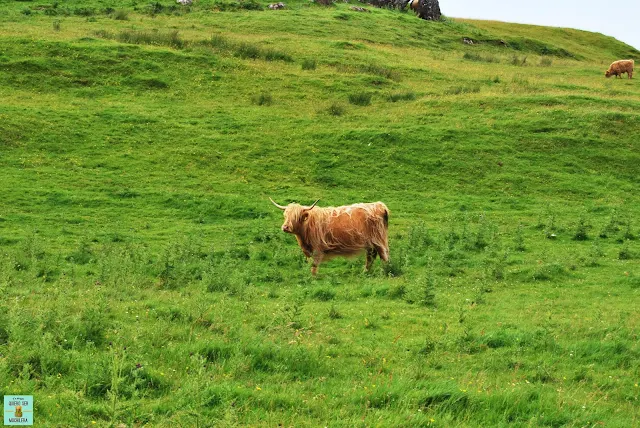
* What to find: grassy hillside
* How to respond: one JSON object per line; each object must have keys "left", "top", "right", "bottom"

{"left": 1, "top": 1, "right": 639, "bottom": 426}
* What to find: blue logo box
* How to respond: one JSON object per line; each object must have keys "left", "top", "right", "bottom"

{"left": 3, "top": 396, "right": 33, "bottom": 426}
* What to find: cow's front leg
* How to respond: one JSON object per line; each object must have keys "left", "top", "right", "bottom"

{"left": 311, "top": 252, "right": 324, "bottom": 276}
{"left": 365, "top": 248, "right": 377, "bottom": 271}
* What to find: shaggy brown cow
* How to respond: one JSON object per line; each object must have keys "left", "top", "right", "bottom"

{"left": 605, "top": 59, "right": 634, "bottom": 79}
{"left": 270, "top": 198, "right": 389, "bottom": 275}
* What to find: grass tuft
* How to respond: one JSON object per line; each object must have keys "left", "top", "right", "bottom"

{"left": 252, "top": 92, "right": 273, "bottom": 106}
{"left": 463, "top": 52, "right": 499, "bottom": 63}
{"left": 113, "top": 9, "right": 129, "bottom": 20}
{"left": 348, "top": 92, "right": 372, "bottom": 106}
{"left": 326, "top": 102, "right": 346, "bottom": 116}
{"left": 301, "top": 58, "right": 317, "bottom": 70}
{"left": 388, "top": 91, "right": 416, "bottom": 102}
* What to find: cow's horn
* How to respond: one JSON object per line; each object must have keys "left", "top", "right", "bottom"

{"left": 305, "top": 199, "right": 320, "bottom": 211}
{"left": 269, "top": 197, "right": 287, "bottom": 211}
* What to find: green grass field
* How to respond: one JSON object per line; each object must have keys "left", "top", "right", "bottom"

{"left": 1, "top": 0, "right": 639, "bottom": 426}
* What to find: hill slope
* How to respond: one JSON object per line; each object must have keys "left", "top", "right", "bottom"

{"left": 0, "top": 2, "right": 639, "bottom": 426}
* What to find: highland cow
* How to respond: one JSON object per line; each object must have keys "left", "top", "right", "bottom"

{"left": 270, "top": 198, "right": 389, "bottom": 275}
{"left": 605, "top": 59, "right": 634, "bottom": 79}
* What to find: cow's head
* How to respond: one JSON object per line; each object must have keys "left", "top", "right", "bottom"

{"left": 605, "top": 70, "right": 612, "bottom": 78}
{"left": 270, "top": 198, "right": 319, "bottom": 234}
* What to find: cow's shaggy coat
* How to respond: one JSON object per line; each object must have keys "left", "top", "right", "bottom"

{"left": 271, "top": 199, "right": 389, "bottom": 275}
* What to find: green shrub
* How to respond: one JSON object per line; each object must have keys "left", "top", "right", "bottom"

{"left": 539, "top": 56, "right": 553, "bottom": 66}
{"left": 359, "top": 64, "right": 400, "bottom": 81}
{"left": 236, "top": 42, "right": 261, "bottom": 59}
{"left": 73, "top": 7, "right": 96, "bottom": 16}
{"left": 388, "top": 284, "right": 406, "bottom": 299}
{"left": 513, "top": 224, "right": 526, "bottom": 251}
{"left": 417, "top": 275, "right": 436, "bottom": 307}
{"left": 112, "top": 30, "right": 184, "bottom": 49}
{"left": 74, "top": 306, "right": 110, "bottom": 346}
{"left": 572, "top": 216, "right": 590, "bottom": 241}
{"left": 382, "top": 255, "right": 404, "bottom": 277}
{"left": 312, "top": 287, "right": 336, "bottom": 301}
{"left": 531, "top": 262, "right": 567, "bottom": 281}
{"left": 420, "top": 388, "right": 471, "bottom": 414}
{"left": 252, "top": 92, "right": 273, "bottom": 106}
{"left": 205, "top": 267, "right": 232, "bottom": 292}
{"left": 238, "top": 0, "right": 264, "bottom": 10}
{"left": 388, "top": 91, "right": 416, "bottom": 102}
{"left": 200, "top": 343, "right": 235, "bottom": 363}
{"left": 445, "top": 85, "right": 481, "bottom": 95}
{"left": 113, "top": 9, "right": 129, "bottom": 20}
{"left": 618, "top": 242, "right": 634, "bottom": 260}
{"left": 327, "top": 103, "right": 346, "bottom": 116}
{"left": 302, "top": 59, "right": 317, "bottom": 70}
{"left": 348, "top": 92, "right": 372, "bottom": 106}
{"left": 207, "top": 36, "right": 227, "bottom": 51}
{"left": 66, "top": 240, "right": 93, "bottom": 265}
{"left": 264, "top": 49, "right": 293, "bottom": 63}
{"left": 463, "top": 52, "right": 499, "bottom": 63}
{"left": 146, "top": 2, "right": 165, "bottom": 15}
{"left": 511, "top": 55, "right": 527, "bottom": 66}
{"left": 328, "top": 305, "right": 343, "bottom": 319}
{"left": 213, "top": 0, "right": 263, "bottom": 11}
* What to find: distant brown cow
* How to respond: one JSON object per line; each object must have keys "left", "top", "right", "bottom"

{"left": 605, "top": 59, "right": 634, "bottom": 79}
{"left": 270, "top": 198, "right": 389, "bottom": 275}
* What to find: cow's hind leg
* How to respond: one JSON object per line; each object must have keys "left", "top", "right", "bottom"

{"left": 375, "top": 245, "right": 389, "bottom": 263}
{"left": 365, "top": 248, "right": 377, "bottom": 271}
